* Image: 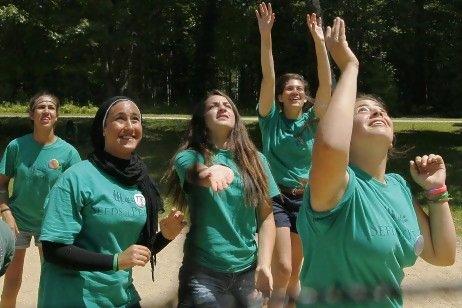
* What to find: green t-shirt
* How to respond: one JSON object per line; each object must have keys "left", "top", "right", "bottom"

{"left": 258, "top": 104, "right": 317, "bottom": 188}
{"left": 0, "top": 220, "right": 15, "bottom": 277}
{"left": 38, "top": 160, "right": 147, "bottom": 308}
{"left": 175, "top": 149, "right": 279, "bottom": 272}
{"left": 0, "top": 134, "right": 81, "bottom": 233}
{"left": 297, "top": 166, "right": 422, "bottom": 308}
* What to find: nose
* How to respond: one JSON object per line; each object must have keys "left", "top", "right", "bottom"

{"left": 371, "top": 107, "right": 383, "bottom": 117}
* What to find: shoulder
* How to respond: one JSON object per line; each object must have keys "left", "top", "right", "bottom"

{"left": 7, "top": 134, "right": 31, "bottom": 148}
{"left": 62, "top": 160, "right": 94, "bottom": 178}
{"left": 386, "top": 173, "right": 412, "bottom": 193}
{"left": 175, "top": 149, "right": 203, "bottom": 162}
{"left": 386, "top": 173, "right": 409, "bottom": 187}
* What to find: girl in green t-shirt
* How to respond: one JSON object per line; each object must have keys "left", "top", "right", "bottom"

{"left": 297, "top": 17, "right": 456, "bottom": 307}
{"left": 38, "top": 97, "right": 185, "bottom": 307}
{"left": 166, "top": 89, "right": 279, "bottom": 307}
{"left": 0, "top": 92, "right": 81, "bottom": 307}
{"left": 255, "top": 2, "right": 332, "bottom": 305}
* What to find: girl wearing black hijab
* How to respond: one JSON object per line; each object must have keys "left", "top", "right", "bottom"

{"left": 38, "top": 97, "right": 185, "bottom": 307}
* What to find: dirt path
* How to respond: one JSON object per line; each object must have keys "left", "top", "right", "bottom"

{"left": 1, "top": 233, "right": 460, "bottom": 307}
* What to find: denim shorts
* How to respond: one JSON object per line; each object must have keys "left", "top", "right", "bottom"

{"left": 178, "top": 262, "right": 261, "bottom": 308}
{"left": 272, "top": 193, "right": 303, "bottom": 234}
{"left": 15, "top": 230, "right": 41, "bottom": 249}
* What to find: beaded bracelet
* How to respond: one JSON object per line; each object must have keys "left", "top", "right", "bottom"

{"left": 113, "top": 253, "right": 119, "bottom": 271}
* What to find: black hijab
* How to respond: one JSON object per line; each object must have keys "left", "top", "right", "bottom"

{"left": 88, "top": 96, "right": 164, "bottom": 279}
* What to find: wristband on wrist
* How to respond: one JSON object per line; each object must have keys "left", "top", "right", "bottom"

{"left": 0, "top": 208, "right": 11, "bottom": 214}
{"left": 427, "top": 185, "right": 447, "bottom": 197}
{"left": 427, "top": 191, "right": 452, "bottom": 204}
{"left": 113, "top": 253, "right": 119, "bottom": 271}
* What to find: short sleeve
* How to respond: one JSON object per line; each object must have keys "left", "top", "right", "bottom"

{"left": 258, "top": 153, "right": 280, "bottom": 198}
{"left": 305, "top": 166, "right": 356, "bottom": 219}
{"left": 257, "top": 103, "right": 277, "bottom": 131}
{"left": 389, "top": 173, "right": 413, "bottom": 199}
{"left": 306, "top": 106, "right": 318, "bottom": 132}
{"left": 174, "top": 150, "right": 204, "bottom": 188}
{"left": 67, "top": 147, "right": 81, "bottom": 168}
{"left": 40, "top": 173, "right": 84, "bottom": 244}
{"left": 0, "top": 140, "right": 18, "bottom": 177}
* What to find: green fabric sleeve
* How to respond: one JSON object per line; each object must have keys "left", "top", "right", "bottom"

{"left": 0, "top": 140, "right": 17, "bottom": 177}
{"left": 40, "top": 175, "right": 84, "bottom": 244}
{"left": 174, "top": 150, "right": 204, "bottom": 188}
{"left": 258, "top": 153, "right": 280, "bottom": 197}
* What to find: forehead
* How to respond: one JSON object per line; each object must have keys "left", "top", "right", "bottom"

{"left": 35, "top": 96, "right": 55, "bottom": 105}
{"left": 284, "top": 79, "right": 304, "bottom": 88}
{"left": 355, "top": 99, "right": 384, "bottom": 108}
{"left": 205, "top": 95, "right": 229, "bottom": 105}
{"left": 108, "top": 100, "right": 140, "bottom": 115}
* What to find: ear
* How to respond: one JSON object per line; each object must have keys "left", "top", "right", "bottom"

{"left": 277, "top": 94, "right": 282, "bottom": 102}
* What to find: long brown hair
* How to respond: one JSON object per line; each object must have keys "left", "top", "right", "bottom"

{"left": 164, "top": 90, "right": 271, "bottom": 212}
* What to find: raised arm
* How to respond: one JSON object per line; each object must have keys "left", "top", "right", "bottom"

{"left": 256, "top": 2, "right": 276, "bottom": 117}
{"left": 410, "top": 155, "right": 456, "bottom": 266}
{"left": 307, "top": 13, "right": 332, "bottom": 118}
{"left": 309, "top": 18, "right": 359, "bottom": 212}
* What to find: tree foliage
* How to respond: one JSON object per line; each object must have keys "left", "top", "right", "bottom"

{"left": 0, "top": 1, "right": 460, "bottom": 115}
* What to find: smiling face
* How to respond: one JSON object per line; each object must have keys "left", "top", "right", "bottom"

{"left": 278, "top": 78, "right": 308, "bottom": 111}
{"left": 203, "top": 94, "right": 236, "bottom": 134}
{"left": 29, "top": 95, "right": 58, "bottom": 129}
{"left": 351, "top": 99, "right": 394, "bottom": 151}
{"left": 103, "top": 100, "right": 142, "bottom": 159}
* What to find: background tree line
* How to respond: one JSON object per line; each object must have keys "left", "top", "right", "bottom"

{"left": 0, "top": 1, "right": 460, "bottom": 116}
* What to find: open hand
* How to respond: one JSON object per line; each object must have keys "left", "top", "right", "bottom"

{"left": 307, "top": 13, "right": 325, "bottom": 43}
{"left": 255, "top": 265, "right": 273, "bottom": 300}
{"left": 160, "top": 208, "right": 187, "bottom": 240}
{"left": 256, "top": 2, "right": 275, "bottom": 37}
{"left": 325, "top": 17, "right": 358, "bottom": 71}
{"left": 1, "top": 211, "right": 19, "bottom": 236}
{"left": 199, "top": 164, "right": 234, "bottom": 192}
{"left": 410, "top": 154, "right": 446, "bottom": 190}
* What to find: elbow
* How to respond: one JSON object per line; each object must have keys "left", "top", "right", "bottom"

{"left": 314, "top": 140, "right": 349, "bottom": 162}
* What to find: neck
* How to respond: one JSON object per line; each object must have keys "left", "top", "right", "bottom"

{"left": 283, "top": 105, "right": 303, "bottom": 120}
{"left": 33, "top": 128, "right": 56, "bottom": 145}
{"left": 350, "top": 146, "right": 388, "bottom": 183}
{"left": 210, "top": 130, "right": 230, "bottom": 149}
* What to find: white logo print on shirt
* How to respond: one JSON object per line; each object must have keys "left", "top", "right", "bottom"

{"left": 133, "top": 193, "right": 146, "bottom": 208}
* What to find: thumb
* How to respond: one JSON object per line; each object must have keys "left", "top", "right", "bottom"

{"left": 409, "top": 160, "right": 419, "bottom": 180}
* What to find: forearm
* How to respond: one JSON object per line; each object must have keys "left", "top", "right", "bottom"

{"left": 427, "top": 202, "right": 456, "bottom": 265}
{"left": 259, "top": 33, "right": 275, "bottom": 114}
{"left": 151, "top": 232, "right": 171, "bottom": 254}
{"left": 257, "top": 211, "right": 275, "bottom": 268}
{"left": 186, "top": 163, "right": 209, "bottom": 187}
{"left": 313, "top": 40, "right": 332, "bottom": 117}
{"left": 42, "top": 241, "right": 114, "bottom": 271}
{"left": 260, "top": 34, "right": 275, "bottom": 81}
{"left": 316, "top": 63, "right": 358, "bottom": 152}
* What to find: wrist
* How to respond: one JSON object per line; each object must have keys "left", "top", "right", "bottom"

{"left": 113, "top": 253, "right": 119, "bottom": 271}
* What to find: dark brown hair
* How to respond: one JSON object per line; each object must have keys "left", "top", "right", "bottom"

{"left": 275, "top": 73, "right": 313, "bottom": 109}
{"left": 164, "top": 90, "right": 271, "bottom": 211}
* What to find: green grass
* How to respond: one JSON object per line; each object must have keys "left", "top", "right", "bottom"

{"left": 0, "top": 102, "right": 98, "bottom": 115}
{"left": 0, "top": 117, "right": 461, "bottom": 234}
